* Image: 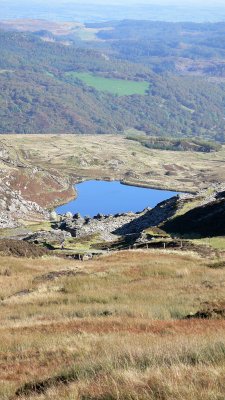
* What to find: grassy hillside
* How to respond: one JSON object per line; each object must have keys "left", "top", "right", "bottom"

{"left": 0, "top": 250, "right": 225, "bottom": 399}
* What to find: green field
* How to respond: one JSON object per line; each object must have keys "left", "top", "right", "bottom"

{"left": 65, "top": 72, "right": 149, "bottom": 96}
{"left": 76, "top": 27, "right": 101, "bottom": 41}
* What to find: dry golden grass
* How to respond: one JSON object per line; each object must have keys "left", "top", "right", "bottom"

{"left": 0, "top": 250, "right": 225, "bottom": 399}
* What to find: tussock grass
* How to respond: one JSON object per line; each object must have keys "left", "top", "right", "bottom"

{"left": 0, "top": 250, "right": 225, "bottom": 399}
{"left": 208, "top": 260, "right": 225, "bottom": 269}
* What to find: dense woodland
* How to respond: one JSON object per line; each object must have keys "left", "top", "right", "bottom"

{"left": 93, "top": 20, "right": 225, "bottom": 74}
{"left": 0, "top": 23, "right": 225, "bottom": 142}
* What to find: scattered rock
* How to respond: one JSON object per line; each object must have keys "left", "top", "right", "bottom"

{"left": 185, "top": 302, "right": 225, "bottom": 319}
{"left": 34, "top": 269, "right": 87, "bottom": 282}
{"left": 58, "top": 210, "right": 143, "bottom": 241}
{"left": 25, "top": 229, "right": 71, "bottom": 245}
{"left": 0, "top": 175, "right": 49, "bottom": 228}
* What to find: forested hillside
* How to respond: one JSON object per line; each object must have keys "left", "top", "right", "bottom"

{"left": 0, "top": 29, "right": 225, "bottom": 140}
{"left": 93, "top": 20, "right": 225, "bottom": 76}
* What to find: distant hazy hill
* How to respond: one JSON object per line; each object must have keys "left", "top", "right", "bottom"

{"left": 2, "top": 2, "right": 225, "bottom": 22}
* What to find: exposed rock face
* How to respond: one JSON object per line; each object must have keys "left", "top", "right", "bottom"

{"left": 59, "top": 211, "right": 146, "bottom": 241}
{"left": 25, "top": 229, "right": 71, "bottom": 244}
{"left": 198, "top": 183, "right": 225, "bottom": 205}
{"left": 0, "top": 174, "right": 49, "bottom": 228}
{"left": 0, "top": 142, "right": 48, "bottom": 228}
{"left": 0, "top": 141, "right": 72, "bottom": 228}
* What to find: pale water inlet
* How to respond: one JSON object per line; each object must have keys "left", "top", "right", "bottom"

{"left": 56, "top": 180, "right": 178, "bottom": 217}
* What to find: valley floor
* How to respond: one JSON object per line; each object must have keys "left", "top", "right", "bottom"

{"left": 0, "top": 250, "right": 225, "bottom": 399}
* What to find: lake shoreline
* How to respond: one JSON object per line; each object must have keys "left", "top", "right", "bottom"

{"left": 53, "top": 177, "right": 193, "bottom": 213}
{"left": 55, "top": 180, "right": 180, "bottom": 217}
{"left": 0, "top": 134, "right": 222, "bottom": 228}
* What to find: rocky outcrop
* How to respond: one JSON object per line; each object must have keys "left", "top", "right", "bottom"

{"left": 0, "top": 141, "right": 73, "bottom": 227}
{"left": 25, "top": 229, "right": 71, "bottom": 245}
{"left": 0, "top": 174, "right": 49, "bottom": 228}
{"left": 58, "top": 211, "right": 147, "bottom": 241}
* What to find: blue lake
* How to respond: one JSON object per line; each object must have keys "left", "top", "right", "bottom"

{"left": 56, "top": 180, "right": 178, "bottom": 217}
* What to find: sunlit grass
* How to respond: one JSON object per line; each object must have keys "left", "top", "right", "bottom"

{"left": 0, "top": 250, "right": 225, "bottom": 399}
{"left": 193, "top": 236, "right": 225, "bottom": 250}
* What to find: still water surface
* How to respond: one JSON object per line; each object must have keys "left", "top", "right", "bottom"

{"left": 56, "top": 180, "right": 178, "bottom": 217}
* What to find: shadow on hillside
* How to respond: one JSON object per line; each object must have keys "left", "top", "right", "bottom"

{"left": 162, "top": 199, "right": 225, "bottom": 238}
{"left": 113, "top": 196, "right": 179, "bottom": 236}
